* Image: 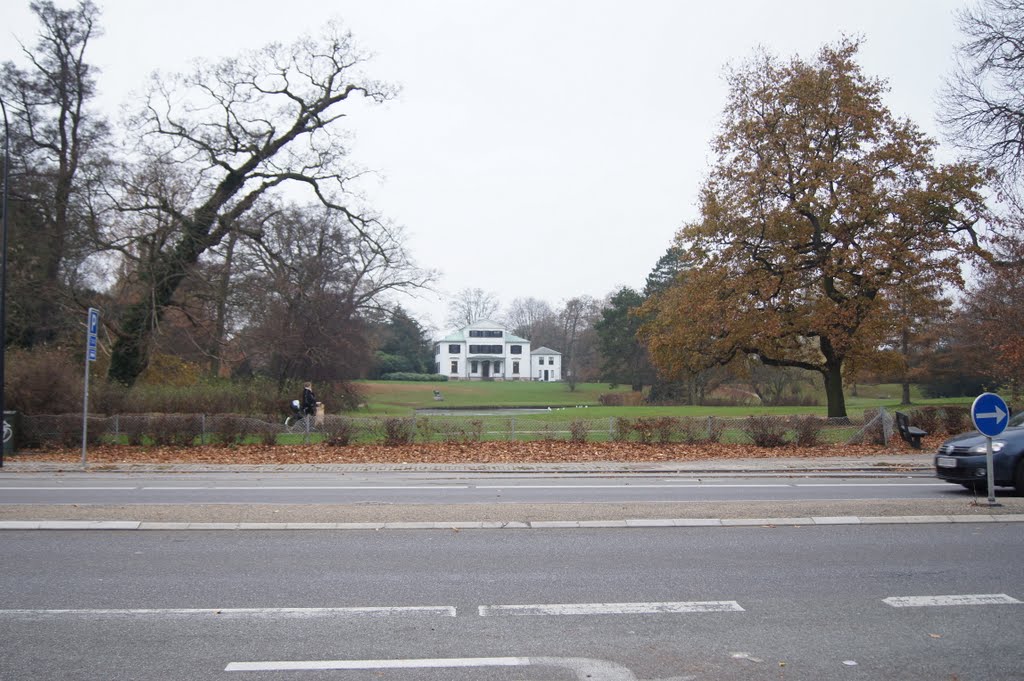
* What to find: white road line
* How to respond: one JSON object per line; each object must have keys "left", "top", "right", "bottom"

{"left": 226, "top": 657, "right": 529, "bottom": 672}
{"left": 883, "top": 594, "right": 1021, "bottom": 608}
{"left": 475, "top": 484, "right": 790, "bottom": 489}
{"left": 140, "top": 486, "right": 469, "bottom": 490}
{"left": 801, "top": 482, "right": 944, "bottom": 486}
{"left": 0, "top": 606, "right": 456, "bottom": 618}
{"left": 0, "top": 487, "right": 136, "bottom": 490}
{"left": 479, "top": 600, "right": 744, "bottom": 616}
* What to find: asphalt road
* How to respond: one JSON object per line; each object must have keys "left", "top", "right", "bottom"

{"left": 1, "top": 524, "right": 1021, "bottom": 680}
{"left": 0, "top": 470, "right": 997, "bottom": 505}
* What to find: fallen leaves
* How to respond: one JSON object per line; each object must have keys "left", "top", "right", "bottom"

{"left": 11, "top": 440, "right": 925, "bottom": 466}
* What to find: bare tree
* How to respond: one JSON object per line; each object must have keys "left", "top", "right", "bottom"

{"left": 102, "top": 23, "right": 395, "bottom": 385}
{"left": 223, "top": 203, "right": 433, "bottom": 387}
{"left": 445, "top": 288, "right": 500, "bottom": 329}
{"left": 941, "top": 0, "right": 1024, "bottom": 187}
{"left": 940, "top": 0, "right": 1024, "bottom": 268}
{"left": 558, "top": 296, "right": 600, "bottom": 390}
{"left": 1, "top": 0, "right": 109, "bottom": 344}
{"left": 503, "top": 297, "right": 556, "bottom": 340}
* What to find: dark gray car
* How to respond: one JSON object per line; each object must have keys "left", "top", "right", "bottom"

{"left": 935, "top": 410, "right": 1024, "bottom": 492}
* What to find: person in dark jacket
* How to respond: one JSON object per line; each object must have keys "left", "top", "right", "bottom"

{"left": 301, "top": 383, "right": 317, "bottom": 417}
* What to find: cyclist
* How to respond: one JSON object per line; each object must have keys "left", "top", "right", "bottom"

{"left": 301, "top": 382, "right": 317, "bottom": 417}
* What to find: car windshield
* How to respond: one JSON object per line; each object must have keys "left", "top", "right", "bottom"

{"left": 1010, "top": 411, "right": 1024, "bottom": 428}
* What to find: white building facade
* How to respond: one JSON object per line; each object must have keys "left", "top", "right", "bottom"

{"left": 433, "top": 320, "right": 533, "bottom": 381}
{"left": 530, "top": 346, "right": 562, "bottom": 382}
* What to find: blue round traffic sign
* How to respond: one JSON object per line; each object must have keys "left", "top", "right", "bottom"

{"left": 971, "top": 392, "right": 1009, "bottom": 437}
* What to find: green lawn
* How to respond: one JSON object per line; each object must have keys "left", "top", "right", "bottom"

{"left": 355, "top": 381, "right": 634, "bottom": 414}
{"left": 353, "top": 380, "right": 971, "bottom": 417}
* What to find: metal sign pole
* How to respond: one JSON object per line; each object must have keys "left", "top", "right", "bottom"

{"left": 81, "top": 347, "right": 90, "bottom": 466}
{"left": 82, "top": 308, "right": 99, "bottom": 466}
{"left": 985, "top": 436, "right": 996, "bottom": 506}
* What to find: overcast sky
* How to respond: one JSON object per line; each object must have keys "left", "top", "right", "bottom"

{"left": 4, "top": 0, "right": 969, "bottom": 335}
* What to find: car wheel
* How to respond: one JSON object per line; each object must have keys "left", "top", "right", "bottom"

{"left": 960, "top": 481, "right": 986, "bottom": 493}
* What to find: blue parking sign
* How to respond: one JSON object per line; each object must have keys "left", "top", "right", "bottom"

{"left": 971, "top": 392, "right": 1009, "bottom": 438}
{"left": 86, "top": 308, "right": 99, "bottom": 362}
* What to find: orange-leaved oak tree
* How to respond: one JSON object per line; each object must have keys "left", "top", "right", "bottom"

{"left": 640, "top": 40, "right": 989, "bottom": 418}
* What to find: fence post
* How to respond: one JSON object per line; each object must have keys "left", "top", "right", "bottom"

{"left": 609, "top": 417, "right": 614, "bottom": 441}
{"left": 880, "top": 406, "right": 892, "bottom": 446}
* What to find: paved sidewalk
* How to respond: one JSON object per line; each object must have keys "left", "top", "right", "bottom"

{"left": 2, "top": 513, "right": 1022, "bottom": 531}
{"left": 0, "top": 453, "right": 934, "bottom": 475}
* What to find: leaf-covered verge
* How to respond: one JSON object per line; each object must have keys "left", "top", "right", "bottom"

{"left": 9, "top": 439, "right": 933, "bottom": 466}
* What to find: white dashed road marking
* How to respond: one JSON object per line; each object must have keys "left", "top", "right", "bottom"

{"left": 479, "top": 600, "right": 745, "bottom": 616}
{"left": 225, "top": 657, "right": 530, "bottom": 672}
{"left": 0, "top": 606, "right": 456, "bottom": 618}
{"left": 883, "top": 594, "right": 1021, "bottom": 607}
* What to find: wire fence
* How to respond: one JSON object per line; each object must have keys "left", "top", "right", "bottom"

{"left": 6, "top": 407, "right": 935, "bottom": 450}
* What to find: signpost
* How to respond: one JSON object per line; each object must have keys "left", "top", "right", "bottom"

{"left": 970, "top": 392, "right": 1009, "bottom": 506}
{"left": 82, "top": 308, "right": 99, "bottom": 466}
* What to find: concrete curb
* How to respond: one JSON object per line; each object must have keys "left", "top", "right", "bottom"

{"left": 0, "top": 459, "right": 934, "bottom": 475}
{"left": 2, "top": 514, "right": 1021, "bottom": 531}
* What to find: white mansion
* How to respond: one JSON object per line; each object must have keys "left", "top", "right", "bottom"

{"left": 434, "top": 320, "right": 562, "bottom": 381}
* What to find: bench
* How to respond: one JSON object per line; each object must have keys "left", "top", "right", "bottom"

{"left": 894, "top": 411, "right": 927, "bottom": 449}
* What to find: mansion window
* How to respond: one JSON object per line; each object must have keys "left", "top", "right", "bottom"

{"left": 512, "top": 361, "right": 520, "bottom": 374}
{"left": 450, "top": 360, "right": 458, "bottom": 373}
{"left": 469, "top": 344, "right": 503, "bottom": 354}
{"left": 471, "top": 361, "right": 479, "bottom": 373}
{"left": 510, "top": 345, "right": 522, "bottom": 354}
{"left": 449, "top": 344, "right": 461, "bottom": 353}
{"left": 469, "top": 330, "right": 503, "bottom": 338}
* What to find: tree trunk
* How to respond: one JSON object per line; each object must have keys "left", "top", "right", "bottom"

{"left": 900, "top": 326, "right": 912, "bottom": 406}
{"left": 108, "top": 217, "right": 215, "bottom": 385}
{"left": 210, "top": 230, "right": 239, "bottom": 376}
{"left": 823, "top": 361, "right": 847, "bottom": 419}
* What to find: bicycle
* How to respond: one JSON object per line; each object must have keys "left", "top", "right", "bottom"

{"left": 284, "top": 400, "right": 318, "bottom": 433}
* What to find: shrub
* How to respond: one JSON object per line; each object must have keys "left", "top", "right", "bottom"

{"left": 383, "top": 418, "right": 415, "bottom": 446}
{"left": 380, "top": 373, "right": 449, "bottom": 382}
{"left": 911, "top": 407, "right": 940, "bottom": 435}
{"left": 632, "top": 418, "right": 658, "bottom": 445}
{"left": 653, "top": 417, "right": 679, "bottom": 444}
{"left": 436, "top": 419, "right": 484, "bottom": 443}
{"left": 212, "top": 415, "right": 251, "bottom": 446}
{"left": 941, "top": 407, "right": 969, "bottom": 435}
{"left": 569, "top": 419, "right": 589, "bottom": 444}
{"left": 790, "top": 415, "right": 824, "bottom": 447}
{"left": 613, "top": 417, "right": 632, "bottom": 442}
{"left": 742, "top": 416, "right": 788, "bottom": 447}
{"left": 4, "top": 347, "right": 82, "bottom": 414}
{"left": 416, "top": 418, "right": 436, "bottom": 443}
{"left": 149, "top": 415, "right": 198, "bottom": 447}
{"left": 323, "top": 417, "right": 355, "bottom": 446}
{"left": 598, "top": 392, "right": 644, "bottom": 407}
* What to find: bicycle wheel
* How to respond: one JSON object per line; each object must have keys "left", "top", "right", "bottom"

{"left": 285, "top": 414, "right": 316, "bottom": 434}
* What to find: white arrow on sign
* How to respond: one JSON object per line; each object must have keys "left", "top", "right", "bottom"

{"left": 976, "top": 405, "right": 1007, "bottom": 423}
